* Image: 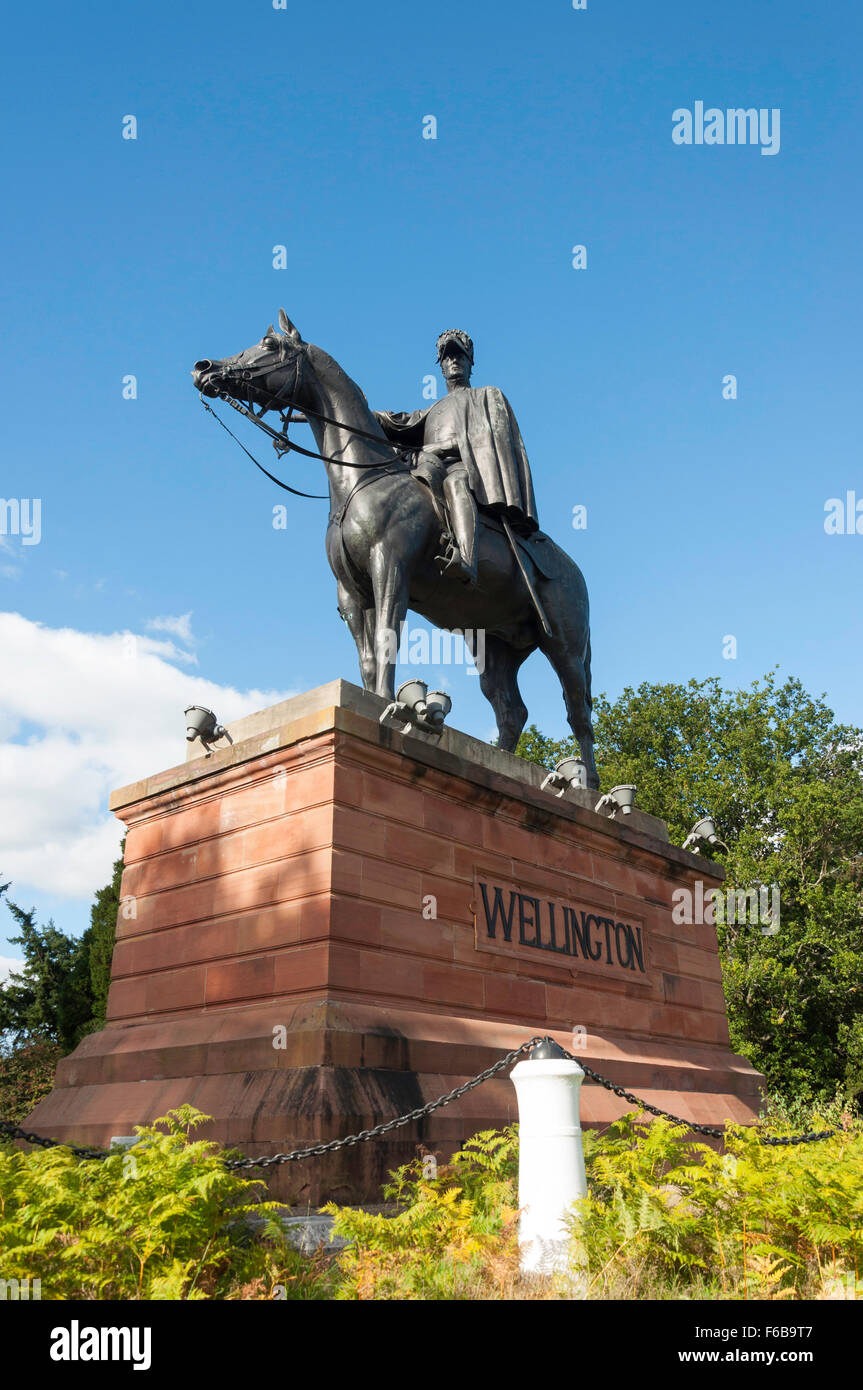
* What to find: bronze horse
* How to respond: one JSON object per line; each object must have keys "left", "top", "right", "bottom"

{"left": 192, "top": 311, "right": 598, "bottom": 787}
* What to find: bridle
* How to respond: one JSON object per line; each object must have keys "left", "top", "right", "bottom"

{"left": 199, "top": 340, "right": 413, "bottom": 505}
{"left": 215, "top": 339, "right": 302, "bottom": 423}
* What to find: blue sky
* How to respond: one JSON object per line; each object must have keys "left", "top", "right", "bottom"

{"left": 1, "top": 0, "right": 861, "bottom": 953}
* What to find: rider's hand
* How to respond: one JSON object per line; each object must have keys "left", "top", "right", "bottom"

{"left": 422, "top": 443, "right": 460, "bottom": 462}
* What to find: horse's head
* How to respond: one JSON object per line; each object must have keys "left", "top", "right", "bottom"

{"left": 191, "top": 309, "right": 307, "bottom": 413}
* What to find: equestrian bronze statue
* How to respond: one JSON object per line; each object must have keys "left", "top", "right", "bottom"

{"left": 192, "top": 311, "right": 598, "bottom": 786}
{"left": 374, "top": 328, "right": 538, "bottom": 587}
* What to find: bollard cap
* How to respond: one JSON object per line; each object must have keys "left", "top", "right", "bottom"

{"left": 529, "top": 1037, "right": 569, "bottom": 1061}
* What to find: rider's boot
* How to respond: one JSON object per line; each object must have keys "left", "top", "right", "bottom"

{"left": 437, "top": 472, "right": 478, "bottom": 585}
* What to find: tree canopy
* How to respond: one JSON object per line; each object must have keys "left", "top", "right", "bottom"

{"left": 0, "top": 843, "right": 124, "bottom": 1053}
{"left": 516, "top": 671, "right": 863, "bottom": 1104}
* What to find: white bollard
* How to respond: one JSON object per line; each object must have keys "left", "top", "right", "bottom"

{"left": 510, "top": 1043, "right": 588, "bottom": 1277}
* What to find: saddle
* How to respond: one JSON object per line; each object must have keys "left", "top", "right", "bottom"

{"left": 411, "top": 463, "right": 557, "bottom": 580}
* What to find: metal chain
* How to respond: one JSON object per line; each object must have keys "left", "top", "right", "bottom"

{"left": 567, "top": 1056, "right": 836, "bottom": 1146}
{"left": 223, "top": 1036, "right": 547, "bottom": 1169}
{"left": 0, "top": 1118, "right": 110, "bottom": 1161}
{"left": 0, "top": 1035, "right": 837, "bottom": 1165}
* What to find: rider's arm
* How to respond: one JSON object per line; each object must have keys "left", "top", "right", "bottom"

{"left": 372, "top": 409, "right": 429, "bottom": 447}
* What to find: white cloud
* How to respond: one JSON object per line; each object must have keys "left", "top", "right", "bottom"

{"left": 0, "top": 954, "right": 24, "bottom": 985}
{"left": 139, "top": 637, "right": 198, "bottom": 667}
{"left": 0, "top": 533, "right": 23, "bottom": 580}
{"left": 146, "top": 612, "right": 195, "bottom": 646}
{"left": 1, "top": 537, "right": 21, "bottom": 581}
{"left": 0, "top": 612, "right": 292, "bottom": 902}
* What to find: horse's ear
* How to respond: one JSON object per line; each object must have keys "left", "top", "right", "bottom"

{"left": 278, "top": 309, "right": 303, "bottom": 343}
{"left": 265, "top": 324, "right": 276, "bottom": 339}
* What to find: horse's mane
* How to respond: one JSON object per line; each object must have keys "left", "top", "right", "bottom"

{"left": 306, "top": 342, "right": 384, "bottom": 435}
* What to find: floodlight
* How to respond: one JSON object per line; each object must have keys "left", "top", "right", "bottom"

{"left": 379, "top": 680, "right": 452, "bottom": 738}
{"left": 540, "top": 757, "right": 588, "bottom": 798}
{"left": 184, "top": 705, "right": 234, "bottom": 758}
{"left": 682, "top": 815, "right": 728, "bottom": 853}
{"left": 594, "top": 784, "right": 637, "bottom": 818}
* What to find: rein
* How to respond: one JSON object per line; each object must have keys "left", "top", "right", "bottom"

{"left": 200, "top": 348, "right": 413, "bottom": 504}
{"left": 200, "top": 396, "right": 330, "bottom": 500}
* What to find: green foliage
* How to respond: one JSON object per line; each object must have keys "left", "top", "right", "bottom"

{"left": 0, "top": 1106, "right": 332, "bottom": 1300}
{"left": 81, "top": 841, "right": 125, "bottom": 1032}
{"left": 512, "top": 723, "right": 570, "bottom": 772}
{"left": 0, "top": 844, "right": 124, "bottom": 1054}
{"left": 515, "top": 672, "right": 863, "bottom": 1104}
{"left": 0, "top": 897, "right": 95, "bottom": 1053}
{"left": 572, "top": 1111, "right": 863, "bottom": 1300}
{"left": 2, "top": 1109, "right": 859, "bottom": 1301}
{"left": 323, "top": 1129, "right": 523, "bottom": 1300}
{"left": 0, "top": 1037, "right": 63, "bottom": 1122}
{"left": 758, "top": 1086, "right": 857, "bottom": 1135}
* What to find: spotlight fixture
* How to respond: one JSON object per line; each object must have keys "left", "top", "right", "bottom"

{"left": 185, "top": 705, "right": 234, "bottom": 758}
{"left": 540, "top": 757, "right": 588, "bottom": 798}
{"left": 594, "top": 784, "right": 637, "bottom": 818}
{"left": 379, "top": 679, "right": 452, "bottom": 738}
{"left": 682, "top": 815, "right": 729, "bottom": 854}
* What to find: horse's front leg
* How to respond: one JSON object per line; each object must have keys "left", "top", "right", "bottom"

{"left": 369, "top": 546, "right": 409, "bottom": 701}
{"left": 337, "top": 580, "right": 377, "bottom": 691}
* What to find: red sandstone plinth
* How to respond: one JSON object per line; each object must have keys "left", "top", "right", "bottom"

{"left": 26, "top": 679, "right": 762, "bottom": 1202}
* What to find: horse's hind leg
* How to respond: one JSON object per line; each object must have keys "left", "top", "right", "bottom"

{"left": 470, "top": 634, "right": 531, "bottom": 752}
{"left": 542, "top": 633, "right": 599, "bottom": 789}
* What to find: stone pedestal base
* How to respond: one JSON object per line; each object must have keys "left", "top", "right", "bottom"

{"left": 26, "top": 680, "right": 763, "bottom": 1203}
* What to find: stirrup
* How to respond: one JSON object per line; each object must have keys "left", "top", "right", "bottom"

{"left": 435, "top": 541, "right": 475, "bottom": 585}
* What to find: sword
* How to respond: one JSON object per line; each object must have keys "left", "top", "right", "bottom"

{"left": 501, "top": 518, "right": 552, "bottom": 639}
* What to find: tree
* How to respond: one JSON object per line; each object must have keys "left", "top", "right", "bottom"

{"left": 0, "top": 842, "right": 124, "bottom": 1052}
{"left": 0, "top": 895, "right": 94, "bottom": 1052}
{"left": 515, "top": 672, "right": 863, "bottom": 1104}
{"left": 0, "top": 1036, "right": 63, "bottom": 1122}
{"left": 83, "top": 843, "right": 124, "bottom": 1031}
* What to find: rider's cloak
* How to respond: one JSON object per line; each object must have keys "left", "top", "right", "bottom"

{"left": 374, "top": 384, "right": 539, "bottom": 534}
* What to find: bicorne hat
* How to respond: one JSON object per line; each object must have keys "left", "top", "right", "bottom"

{"left": 436, "top": 329, "right": 474, "bottom": 366}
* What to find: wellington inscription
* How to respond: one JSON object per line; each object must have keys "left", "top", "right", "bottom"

{"left": 474, "top": 877, "right": 649, "bottom": 982}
